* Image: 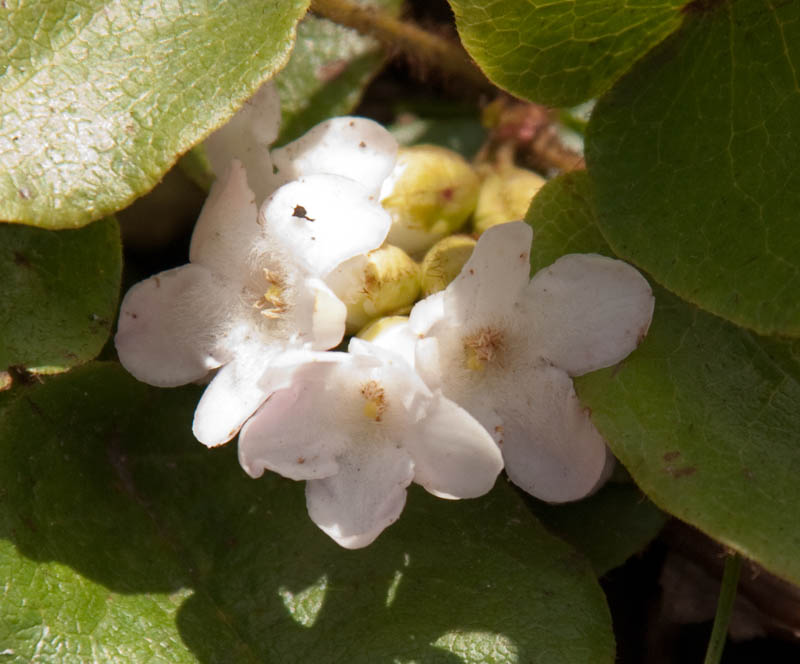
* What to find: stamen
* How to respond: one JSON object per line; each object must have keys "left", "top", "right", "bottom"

{"left": 361, "top": 380, "right": 387, "bottom": 422}
{"left": 463, "top": 326, "right": 505, "bottom": 371}
{"left": 253, "top": 268, "right": 287, "bottom": 318}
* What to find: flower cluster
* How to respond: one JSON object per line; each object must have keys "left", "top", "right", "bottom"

{"left": 116, "top": 82, "right": 655, "bottom": 548}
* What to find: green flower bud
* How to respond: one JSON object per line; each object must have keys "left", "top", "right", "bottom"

{"left": 420, "top": 234, "right": 477, "bottom": 296}
{"left": 381, "top": 145, "right": 480, "bottom": 256}
{"left": 356, "top": 315, "right": 410, "bottom": 342}
{"left": 327, "top": 245, "right": 421, "bottom": 334}
{"left": 473, "top": 166, "right": 546, "bottom": 235}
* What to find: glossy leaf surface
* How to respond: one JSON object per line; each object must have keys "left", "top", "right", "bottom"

{"left": 0, "top": 0, "right": 308, "bottom": 228}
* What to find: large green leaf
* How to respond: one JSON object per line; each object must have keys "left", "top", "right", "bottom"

{"left": 0, "top": 364, "right": 614, "bottom": 663}
{"left": 275, "top": 0, "right": 401, "bottom": 146}
{"left": 586, "top": 0, "right": 800, "bottom": 336}
{"left": 526, "top": 172, "right": 800, "bottom": 586}
{"left": 529, "top": 482, "right": 667, "bottom": 576}
{"left": 0, "top": 219, "right": 121, "bottom": 374}
{"left": 448, "top": 0, "right": 688, "bottom": 107}
{"left": 0, "top": 0, "right": 308, "bottom": 229}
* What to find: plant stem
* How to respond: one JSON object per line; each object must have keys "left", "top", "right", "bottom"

{"left": 703, "top": 552, "right": 743, "bottom": 664}
{"left": 309, "top": 0, "right": 494, "bottom": 93}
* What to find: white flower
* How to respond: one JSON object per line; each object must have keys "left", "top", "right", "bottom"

{"left": 408, "top": 222, "right": 655, "bottom": 503}
{"left": 205, "top": 80, "right": 397, "bottom": 205}
{"left": 115, "top": 160, "right": 393, "bottom": 447}
{"left": 205, "top": 82, "right": 282, "bottom": 205}
{"left": 238, "top": 339, "right": 504, "bottom": 549}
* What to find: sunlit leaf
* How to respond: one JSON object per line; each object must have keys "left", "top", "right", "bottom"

{"left": 449, "top": 0, "right": 688, "bottom": 106}
{"left": 0, "top": 0, "right": 308, "bottom": 228}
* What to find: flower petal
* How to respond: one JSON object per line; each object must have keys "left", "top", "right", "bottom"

{"left": 189, "top": 160, "right": 260, "bottom": 282}
{"left": 498, "top": 365, "right": 609, "bottom": 503}
{"left": 239, "top": 358, "right": 351, "bottom": 480}
{"left": 408, "top": 290, "right": 446, "bottom": 336}
{"left": 294, "top": 277, "right": 347, "bottom": 350}
{"left": 359, "top": 317, "right": 418, "bottom": 368}
{"left": 192, "top": 344, "right": 281, "bottom": 447}
{"left": 444, "top": 221, "right": 532, "bottom": 324}
{"left": 261, "top": 174, "right": 391, "bottom": 276}
{"left": 271, "top": 117, "right": 398, "bottom": 196}
{"left": 115, "top": 264, "right": 230, "bottom": 387}
{"left": 205, "top": 82, "right": 281, "bottom": 204}
{"left": 404, "top": 393, "right": 503, "bottom": 499}
{"left": 524, "top": 253, "right": 655, "bottom": 376}
{"left": 306, "top": 444, "right": 414, "bottom": 549}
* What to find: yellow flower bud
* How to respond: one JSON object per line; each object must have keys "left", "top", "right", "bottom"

{"left": 356, "top": 315, "right": 410, "bottom": 342}
{"left": 327, "top": 245, "right": 420, "bottom": 334}
{"left": 420, "top": 234, "right": 477, "bottom": 296}
{"left": 473, "top": 166, "right": 546, "bottom": 234}
{"left": 381, "top": 145, "right": 480, "bottom": 256}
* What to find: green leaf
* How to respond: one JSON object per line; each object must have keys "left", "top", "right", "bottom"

{"left": 529, "top": 482, "right": 667, "bottom": 576}
{"left": 527, "top": 171, "right": 800, "bottom": 587}
{"left": 0, "top": 0, "right": 309, "bottom": 229}
{"left": 1, "top": 364, "right": 615, "bottom": 663}
{"left": 275, "top": 0, "right": 401, "bottom": 146}
{"left": 0, "top": 219, "right": 121, "bottom": 374}
{"left": 586, "top": 0, "right": 800, "bottom": 336}
{"left": 449, "top": 0, "right": 688, "bottom": 107}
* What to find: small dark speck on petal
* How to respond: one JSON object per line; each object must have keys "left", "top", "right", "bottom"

{"left": 293, "top": 205, "right": 315, "bottom": 221}
{"left": 359, "top": 141, "right": 366, "bottom": 148}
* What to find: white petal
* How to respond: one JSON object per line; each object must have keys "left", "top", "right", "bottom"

{"left": 404, "top": 393, "right": 503, "bottom": 499}
{"left": 294, "top": 277, "right": 347, "bottom": 350}
{"left": 115, "top": 264, "right": 229, "bottom": 387}
{"left": 444, "top": 221, "right": 532, "bottom": 324}
{"left": 205, "top": 82, "right": 281, "bottom": 203}
{"left": 260, "top": 174, "right": 391, "bottom": 276}
{"left": 359, "top": 318, "right": 418, "bottom": 368}
{"left": 239, "top": 358, "right": 351, "bottom": 480}
{"left": 189, "top": 161, "right": 260, "bottom": 281}
{"left": 192, "top": 345, "right": 280, "bottom": 447}
{"left": 347, "top": 338, "right": 429, "bottom": 415}
{"left": 498, "top": 365, "right": 608, "bottom": 503}
{"left": 271, "top": 117, "right": 398, "bottom": 196}
{"left": 408, "top": 290, "right": 446, "bottom": 336}
{"left": 524, "top": 253, "right": 655, "bottom": 376}
{"left": 413, "top": 336, "right": 444, "bottom": 391}
{"left": 306, "top": 444, "right": 414, "bottom": 549}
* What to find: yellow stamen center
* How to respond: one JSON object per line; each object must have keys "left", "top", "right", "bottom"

{"left": 361, "top": 380, "right": 387, "bottom": 422}
{"left": 463, "top": 327, "right": 505, "bottom": 371}
{"left": 254, "top": 268, "right": 287, "bottom": 318}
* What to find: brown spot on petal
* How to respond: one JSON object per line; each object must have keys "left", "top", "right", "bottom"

{"left": 359, "top": 141, "right": 366, "bottom": 148}
{"left": 293, "top": 205, "right": 315, "bottom": 221}
{"left": 297, "top": 457, "right": 305, "bottom": 464}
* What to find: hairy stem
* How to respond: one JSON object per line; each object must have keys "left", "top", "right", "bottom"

{"left": 309, "top": 0, "right": 493, "bottom": 93}
{"left": 703, "top": 552, "right": 743, "bottom": 664}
